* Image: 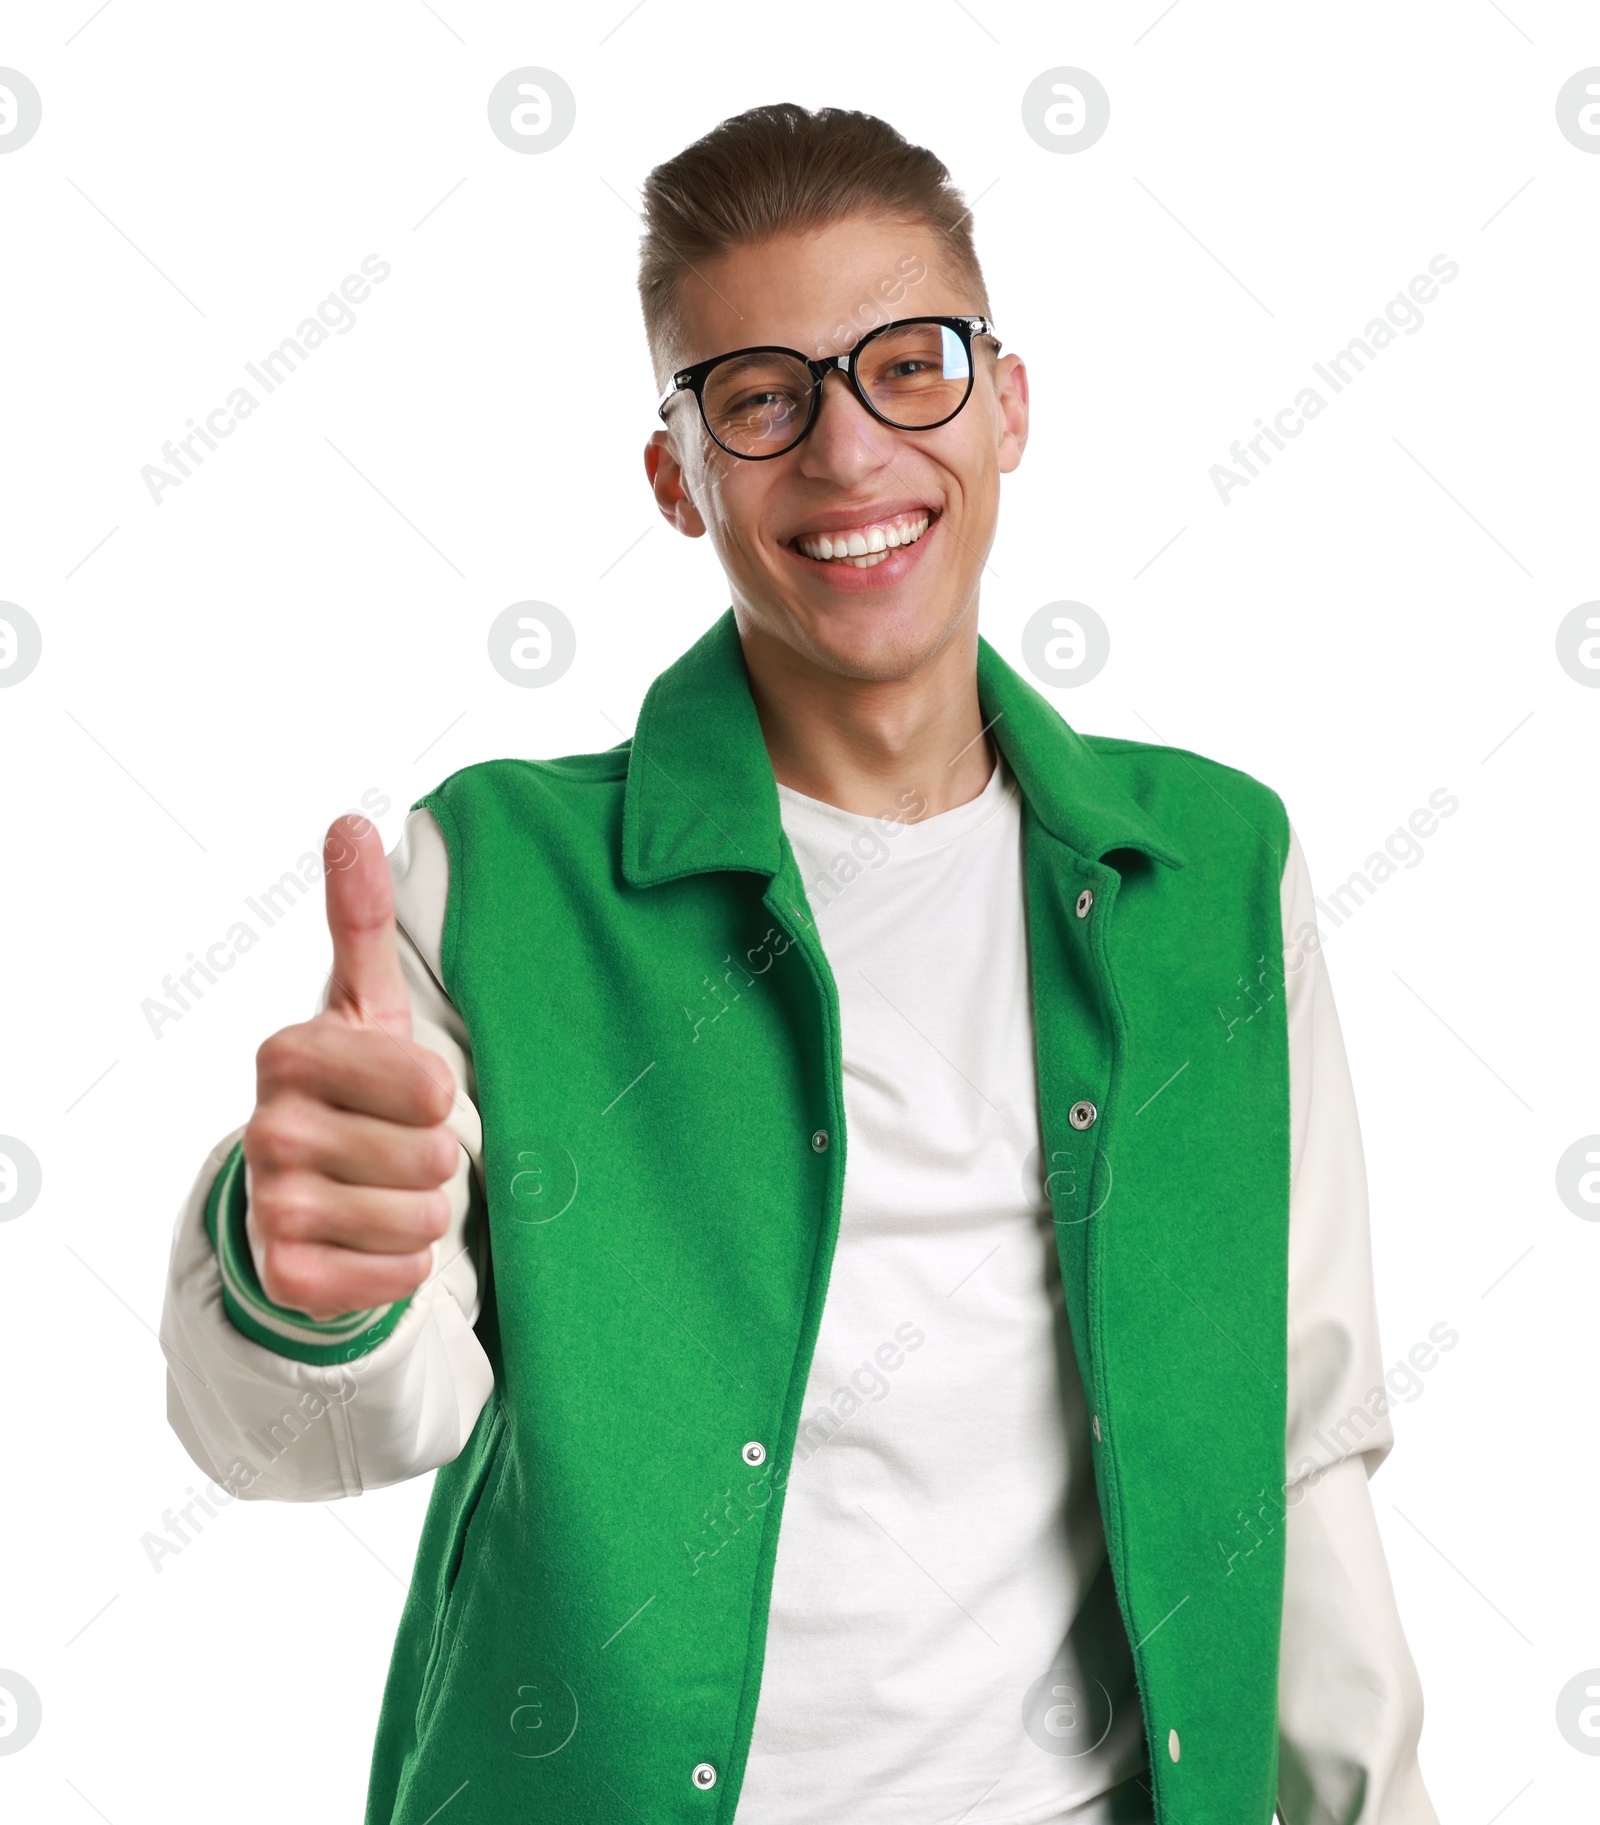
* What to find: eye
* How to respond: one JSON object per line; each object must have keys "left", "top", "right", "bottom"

{"left": 729, "top": 389, "right": 802, "bottom": 414}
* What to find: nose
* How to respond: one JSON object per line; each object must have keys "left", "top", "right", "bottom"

{"left": 799, "top": 367, "right": 895, "bottom": 471}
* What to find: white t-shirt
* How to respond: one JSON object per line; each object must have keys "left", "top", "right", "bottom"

{"left": 734, "top": 753, "right": 1152, "bottom": 1825}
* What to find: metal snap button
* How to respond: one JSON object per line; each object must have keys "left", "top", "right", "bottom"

{"left": 1068, "top": 1100, "right": 1098, "bottom": 1130}
{"left": 742, "top": 1440, "right": 766, "bottom": 1467}
{"left": 1076, "top": 887, "right": 1094, "bottom": 918}
{"left": 692, "top": 1761, "right": 718, "bottom": 1789}
{"left": 811, "top": 1129, "right": 829, "bottom": 1152}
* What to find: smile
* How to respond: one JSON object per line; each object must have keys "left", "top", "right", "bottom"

{"left": 789, "top": 510, "right": 936, "bottom": 569}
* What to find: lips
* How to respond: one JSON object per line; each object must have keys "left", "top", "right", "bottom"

{"left": 781, "top": 505, "right": 943, "bottom": 589}
{"left": 793, "top": 510, "right": 934, "bottom": 568}
{"left": 785, "top": 499, "right": 942, "bottom": 544}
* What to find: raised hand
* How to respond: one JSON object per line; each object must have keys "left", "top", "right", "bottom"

{"left": 240, "top": 814, "right": 459, "bottom": 1321}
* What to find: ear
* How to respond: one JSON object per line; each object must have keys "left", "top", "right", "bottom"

{"left": 644, "top": 429, "right": 708, "bottom": 537}
{"left": 993, "top": 353, "right": 1029, "bottom": 474}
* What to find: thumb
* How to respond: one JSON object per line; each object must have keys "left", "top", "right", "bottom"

{"left": 322, "top": 813, "right": 411, "bottom": 1036}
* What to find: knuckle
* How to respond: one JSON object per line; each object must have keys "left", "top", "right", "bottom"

{"left": 412, "top": 1048, "right": 456, "bottom": 1117}
{"left": 245, "top": 1106, "right": 312, "bottom": 1173}
{"left": 255, "top": 1025, "right": 313, "bottom": 1091}
{"left": 259, "top": 1244, "right": 319, "bottom": 1312}
{"left": 254, "top": 1175, "right": 324, "bottom": 1242}
{"left": 426, "top": 1127, "right": 460, "bottom": 1183}
{"left": 396, "top": 1247, "right": 434, "bottom": 1292}
{"left": 395, "top": 1191, "right": 446, "bottom": 1248}
{"left": 394, "top": 1192, "right": 441, "bottom": 1248}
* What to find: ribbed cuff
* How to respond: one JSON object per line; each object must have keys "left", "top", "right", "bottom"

{"left": 204, "top": 1140, "right": 413, "bottom": 1364}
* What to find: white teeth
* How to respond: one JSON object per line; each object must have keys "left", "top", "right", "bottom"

{"left": 794, "top": 512, "right": 932, "bottom": 564}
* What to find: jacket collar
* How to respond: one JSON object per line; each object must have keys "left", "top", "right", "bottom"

{"left": 621, "top": 608, "right": 1186, "bottom": 889}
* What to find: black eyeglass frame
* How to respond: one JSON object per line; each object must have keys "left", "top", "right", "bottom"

{"left": 656, "top": 314, "right": 1001, "bottom": 460}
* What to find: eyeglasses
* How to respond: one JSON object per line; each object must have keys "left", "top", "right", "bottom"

{"left": 657, "top": 314, "right": 1001, "bottom": 460}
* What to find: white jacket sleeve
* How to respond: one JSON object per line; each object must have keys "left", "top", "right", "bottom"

{"left": 1275, "top": 820, "right": 1440, "bottom": 1824}
{"left": 158, "top": 806, "right": 495, "bottom": 1502}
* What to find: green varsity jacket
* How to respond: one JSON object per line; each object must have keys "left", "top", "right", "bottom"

{"left": 221, "top": 608, "right": 1295, "bottom": 1824}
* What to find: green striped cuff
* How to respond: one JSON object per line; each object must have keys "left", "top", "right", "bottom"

{"left": 205, "top": 1141, "right": 412, "bottom": 1365}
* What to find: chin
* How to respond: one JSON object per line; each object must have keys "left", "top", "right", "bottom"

{"left": 794, "top": 597, "right": 963, "bottom": 683}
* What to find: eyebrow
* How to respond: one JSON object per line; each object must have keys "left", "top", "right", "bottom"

{"left": 711, "top": 349, "right": 798, "bottom": 375}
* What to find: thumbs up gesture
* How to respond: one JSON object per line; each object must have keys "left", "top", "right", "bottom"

{"left": 241, "top": 815, "right": 460, "bottom": 1322}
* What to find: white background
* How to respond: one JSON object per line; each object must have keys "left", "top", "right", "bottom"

{"left": 2, "top": 2, "right": 1597, "bottom": 1820}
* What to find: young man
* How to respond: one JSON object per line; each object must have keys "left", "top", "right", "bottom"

{"left": 161, "top": 105, "right": 1440, "bottom": 1825}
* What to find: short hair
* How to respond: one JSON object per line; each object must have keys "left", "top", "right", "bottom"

{"left": 637, "top": 102, "right": 992, "bottom": 388}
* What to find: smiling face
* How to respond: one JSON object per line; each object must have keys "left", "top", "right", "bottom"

{"left": 644, "top": 212, "right": 1028, "bottom": 685}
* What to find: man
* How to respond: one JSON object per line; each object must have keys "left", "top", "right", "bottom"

{"left": 161, "top": 104, "right": 1440, "bottom": 1825}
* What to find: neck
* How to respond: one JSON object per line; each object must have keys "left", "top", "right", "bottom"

{"left": 734, "top": 612, "right": 994, "bottom": 821}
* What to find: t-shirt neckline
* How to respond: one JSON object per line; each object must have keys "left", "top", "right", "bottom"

{"left": 775, "top": 749, "right": 1018, "bottom": 861}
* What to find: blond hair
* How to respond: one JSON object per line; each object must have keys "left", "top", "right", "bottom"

{"left": 637, "top": 102, "right": 991, "bottom": 386}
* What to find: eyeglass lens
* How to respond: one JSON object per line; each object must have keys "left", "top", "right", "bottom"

{"left": 701, "top": 322, "right": 974, "bottom": 457}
